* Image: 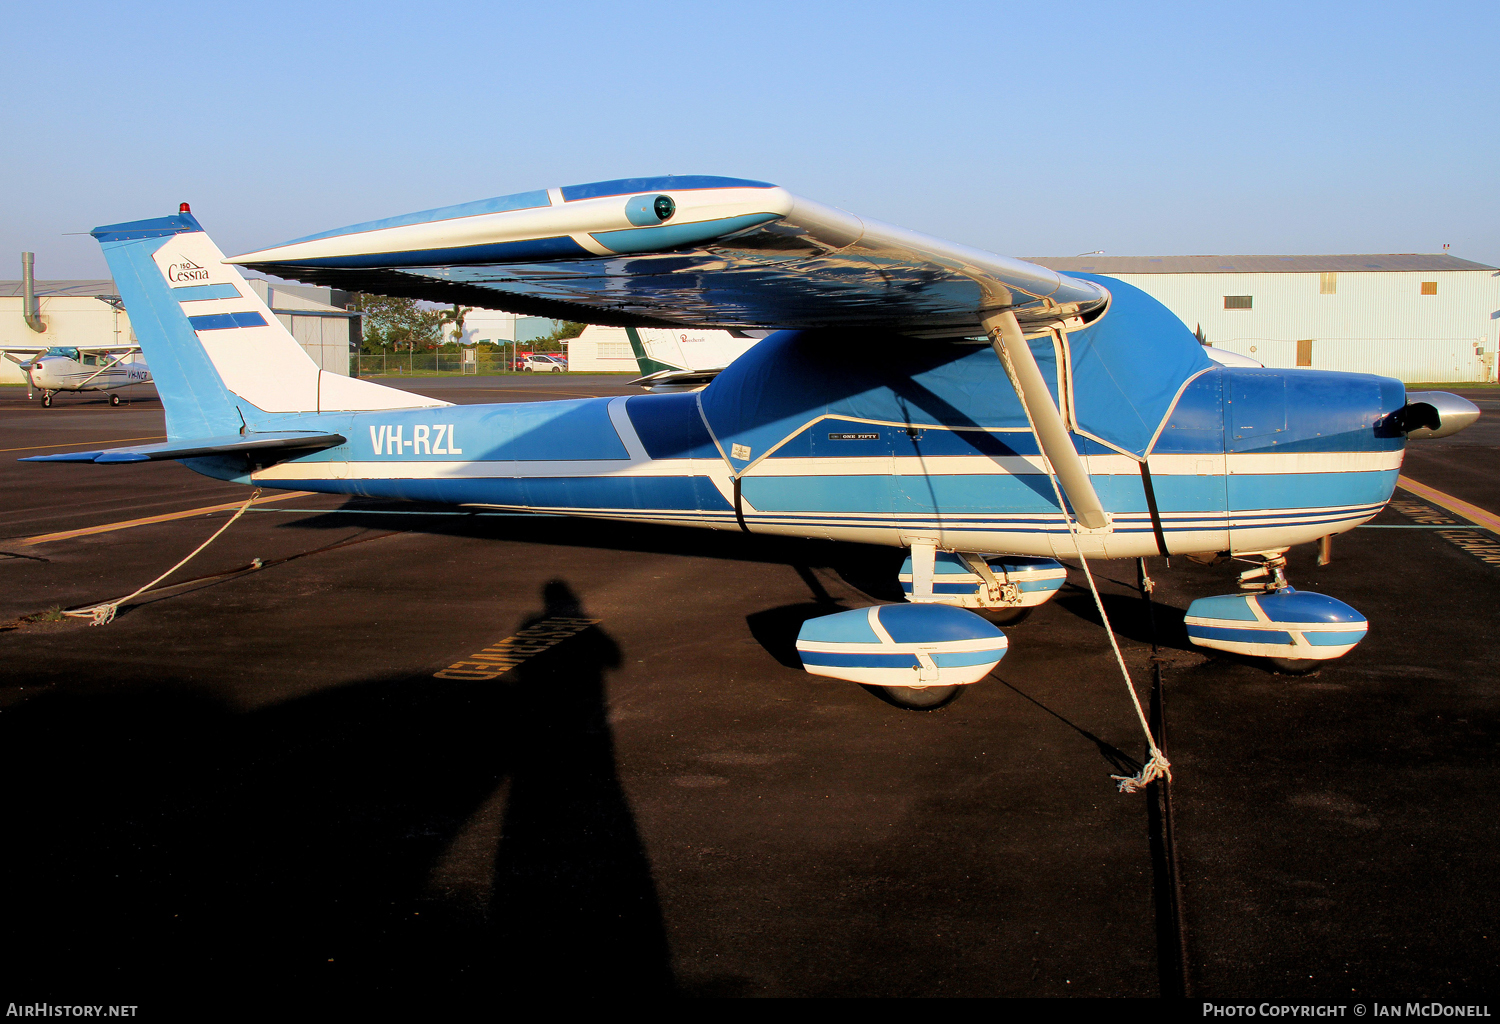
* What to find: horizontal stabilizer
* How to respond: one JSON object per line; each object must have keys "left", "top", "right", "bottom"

{"left": 22, "top": 431, "right": 345, "bottom": 464}
{"left": 628, "top": 366, "right": 725, "bottom": 390}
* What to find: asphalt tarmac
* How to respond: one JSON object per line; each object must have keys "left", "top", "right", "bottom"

{"left": 1, "top": 377, "right": 1496, "bottom": 1006}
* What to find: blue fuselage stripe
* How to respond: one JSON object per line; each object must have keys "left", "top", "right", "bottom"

{"left": 233, "top": 382, "right": 1401, "bottom": 546}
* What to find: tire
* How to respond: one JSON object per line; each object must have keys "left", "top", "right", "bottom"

{"left": 880, "top": 685, "right": 964, "bottom": 710}
{"left": 1268, "top": 657, "right": 1321, "bottom": 675}
{"left": 980, "top": 606, "right": 1031, "bottom": 626}
{"left": 41, "top": 394, "right": 52, "bottom": 408}
{"left": 552, "top": 366, "right": 562, "bottom": 372}
{"left": 109, "top": 393, "right": 121, "bottom": 406}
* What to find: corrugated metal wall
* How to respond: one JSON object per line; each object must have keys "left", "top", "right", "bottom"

{"left": 1106, "top": 270, "right": 1500, "bottom": 381}
{"left": 276, "top": 313, "right": 351, "bottom": 375}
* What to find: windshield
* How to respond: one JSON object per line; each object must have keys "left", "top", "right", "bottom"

{"left": 43, "top": 347, "right": 80, "bottom": 361}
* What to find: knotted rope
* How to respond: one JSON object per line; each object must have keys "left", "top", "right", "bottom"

{"left": 991, "top": 336, "right": 1170, "bottom": 793}
{"left": 65, "top": 489, "right": 261, "bottom": 626}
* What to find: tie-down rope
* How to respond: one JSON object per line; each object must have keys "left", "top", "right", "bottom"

{"left": 65, "top": 489, "right": 262, "bottom": 626}
{"left": 991, "top": 341, "right": 1170, "bottom": 794}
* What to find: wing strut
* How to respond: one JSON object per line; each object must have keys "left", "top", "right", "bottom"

{"left": 979, "top": 307, "right": 1108, "bottom": 531}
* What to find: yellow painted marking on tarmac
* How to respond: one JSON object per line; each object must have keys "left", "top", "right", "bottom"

{"left": 434, "top": 617, "right": 600, "bottom": 680}
{"left": 0, "top": 434, "right": 166, "bottom": 453}
{"left": 1396, "top": 476, "right": 1500, "bottom": 535}
{"left": 19, "top": 491, "right": 317, "bottom": 546}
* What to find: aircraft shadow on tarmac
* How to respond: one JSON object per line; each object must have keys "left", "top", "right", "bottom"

{"left": 1051, "top": 584, "right": 1195, "bottom": 653}
{"left": 271, "top": 502, "right": 912, "bottom": 602}
{"left": 0, "top": 579, "right": 675, "bottom": 1006}
{"left": 269, "top": 503, "right": 1208, "bottom": 648}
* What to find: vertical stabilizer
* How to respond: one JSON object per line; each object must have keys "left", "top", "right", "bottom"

{"left": 92, "top": 210, "right": 445, "bottom": 439}
{"left": 623, "top": 327, "right": 681, "bottom": 376}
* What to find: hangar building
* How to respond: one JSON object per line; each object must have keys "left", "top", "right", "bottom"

{"left": 1, "top": 275, "right": 358, "bottom": 383}
{"left": 0, "top": 279, "right": 128, "bottom": 385}
{"left": 10, "top": 255, "right": 1498, "bottom": 385}
{"left": 1031, "top": 254, "right": 1500, "bottom": 382}
{"left": 245, "top": 279, "right": 359, "bottom": 376}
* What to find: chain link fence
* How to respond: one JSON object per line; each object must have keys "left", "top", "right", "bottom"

{"left": 354, "top": 352, "right": 522, "bottom": 376}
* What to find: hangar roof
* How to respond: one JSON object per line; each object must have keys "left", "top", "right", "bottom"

{"left": 1027, "top": 255, "right": 1497, "bottom": 274}
{"left": 0, "top": 280, "right": 116, "bottom": 297}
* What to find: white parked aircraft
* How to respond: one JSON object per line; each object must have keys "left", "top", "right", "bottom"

{"left": 1, "top": 345, "right": 151, "bottom": 406}
{"left": 624, "top": 326, "right": 770, "bottom": 391}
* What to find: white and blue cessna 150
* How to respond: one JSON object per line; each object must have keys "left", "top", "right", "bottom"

{"left": 3, "top": 344, "right": 151, "bottom": 406}
{"left": 25, "top": 180, "right": 1479, "bottom": 709}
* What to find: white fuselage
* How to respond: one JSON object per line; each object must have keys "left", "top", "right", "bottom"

{"left": 28, "top": 355, "right": 151, "bottom": 392}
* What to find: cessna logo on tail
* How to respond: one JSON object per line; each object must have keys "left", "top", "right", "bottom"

{"left": 167, "top": 257, "right": 210, "bottom": 284}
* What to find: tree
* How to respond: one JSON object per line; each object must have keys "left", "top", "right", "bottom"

{"left": 349, "top": 293, "right": 445, "bottom": 352}
{"left": 438, "top": 304, "right": 472, "bottom": 348}
{"left": 530, "top": 320, "right": 586, "bottom": 353}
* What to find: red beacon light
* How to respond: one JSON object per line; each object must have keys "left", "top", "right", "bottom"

{"left": 179, "top": 202, "right": 191, "bottom": 214}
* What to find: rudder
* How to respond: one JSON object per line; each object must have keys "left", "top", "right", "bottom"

{"left": 93, "top": 208, "right": 444, "bottom": 440}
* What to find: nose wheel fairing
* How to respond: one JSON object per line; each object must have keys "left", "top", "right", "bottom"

{"left": 1185, "top": 588, "right": 1368, "bottom": 661}
{"left": 1184, "top": 552, "right": 1369, "bottom": 667}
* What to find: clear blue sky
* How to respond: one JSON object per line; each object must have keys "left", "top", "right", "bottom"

{"left": 6, "top": 0, "right": 1498, "bottom": 279}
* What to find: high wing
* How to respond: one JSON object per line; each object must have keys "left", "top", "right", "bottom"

{"left": 2, "top": 345, "right": 144, "bottom": 371}
{"left": 230, "top": 175, "right": 1213, "bottom": 529}
{"left": 1, "top": 345, "right": 142, "bottom": 354}
{"left": 228, "top": 176, "right": 1108, "bottom": 337}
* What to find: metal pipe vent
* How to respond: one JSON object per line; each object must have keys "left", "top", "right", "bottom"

{"left": 22, "top": 252, "right": 45, "bottom": 333}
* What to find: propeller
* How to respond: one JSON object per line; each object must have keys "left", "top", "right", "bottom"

{"left": 1399, "top": 392, "right": 1481, "bottom": 439}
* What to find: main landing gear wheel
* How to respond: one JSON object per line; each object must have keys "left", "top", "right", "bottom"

{"left": 980, "top": 606, "right": 1032, "bottom": 626}
{"left": 1268, "top": 657, "right": 1321, "bottom": 675}
{"left": 41, "top": 393, "right": 53, "bottom": 408}
{"left": 880, "top": 685, "right": 964, "bottom": 710}
{"left": 109, "top": 393, "right": 121, "bottom": 406}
